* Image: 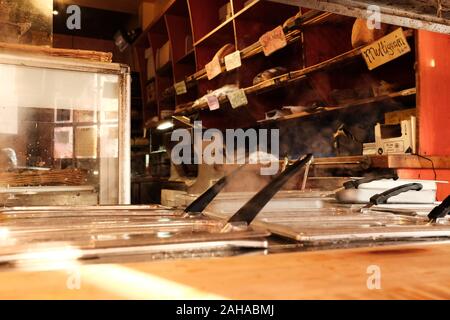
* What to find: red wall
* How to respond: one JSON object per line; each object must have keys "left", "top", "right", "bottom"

{"left": 399, "top": 30, "right": 450, "bottom": 200}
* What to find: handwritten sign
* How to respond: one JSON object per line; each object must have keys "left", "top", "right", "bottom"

{"left": 227, "top": 89, "right": 248, "bottom": 109}
{"left": 206, "top": 95, "right": 220, "bottom": 111}
{"left": 205, "top": 57, "right": 222, "bottom": 80}
{"left": 175, "top": 81, "right": 187, "bottom": 95}
{"left": 361, "top": 28, "right": 411, "bottom": 70}
{"left": 259, "top": 26, "right": 287, "bottom": 56}
{"left": 224, "top": 51, "right": 242, "bottom": 71}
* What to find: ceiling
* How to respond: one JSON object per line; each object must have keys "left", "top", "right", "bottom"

{"left": 273, "top": 0, "right": 450, "bottom": 34}
{"left": 53, "top": 0, "right": 142, "bottom": 14}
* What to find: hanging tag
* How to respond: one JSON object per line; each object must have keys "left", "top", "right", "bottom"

{"left": 206, "top": 95, "right": 220, "bottom": 111}
{"left": 205, "top": 56, "right": 222, "bottom": 80}
{"left": 259, "top": 26, "right": 287, "bottom": 56}
{"left": 224, "top": 51, "right": 242, "bottom": 71}
{"left": 361, "top": 28, "right": 411, "bottom": 70}
{"left": 174, "top": 81, "right": 187, "bottom": 95}
{"left": 227, "top": 89, "right": 248, "bottom": 109}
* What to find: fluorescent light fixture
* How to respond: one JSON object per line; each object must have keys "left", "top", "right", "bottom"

{"left": 157, "top": 121, "right": 174, "bottom": 131}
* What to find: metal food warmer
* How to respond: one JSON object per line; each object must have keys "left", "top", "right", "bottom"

{"left": 1, "top": 154, "right": 449, "bottom": 270}
{"left": 0, "top": 47, "right": 131, "bottom": 206}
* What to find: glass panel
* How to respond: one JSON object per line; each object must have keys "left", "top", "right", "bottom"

{"left": 0, "top": 63, "right": 120, "bottom": 205}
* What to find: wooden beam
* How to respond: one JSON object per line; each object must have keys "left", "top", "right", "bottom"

{"left": 54, "top": 0, "right": 140, "bottom": 14}
{"left": 270, "top": 0, "right": 450, "bottom": 34}
{"left": 0, "top": 42, "right": 113, "bottom": 63}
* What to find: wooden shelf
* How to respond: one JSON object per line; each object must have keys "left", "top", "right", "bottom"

{"left": 258, "top": 88, "right": 417, "bottom": 124}
{"left": 172, "top": 11, "right": 331, "bottom": 96}
{"left": 134, "top": 0, "right": 334, "bottom": 122}
{"left": 173, "top": 29, "right": 414, "bottom": 116}
{"left": 313, "top": 155, "right": 450, "bottom": 170}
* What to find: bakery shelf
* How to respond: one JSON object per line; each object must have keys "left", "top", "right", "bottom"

{"left": 173, "top": 29, "right": 414, "bottom": 116}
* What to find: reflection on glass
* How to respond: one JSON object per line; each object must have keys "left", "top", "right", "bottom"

{"left": 0, "top": 63, "right": 120, "bottom": 205}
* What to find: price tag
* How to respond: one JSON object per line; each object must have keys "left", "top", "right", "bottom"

{"left": 227, "top": 89, "right": 248, "bottom": 109}
{"left": 259, "top": 26, "right": 287, "bottom": 56}
{"left": 224, "top": 51, "right": 242, "bottom": 71}
{"left": 174, "top": 81, "right": 187, "bottom": 95}
{"left": 206, "top": 95, "right": 220, "bottom": 111}
{"left": 361, "top": 28, "right": 411, "bottom": 70}
{"left": 205, "top": 57, "right": 222, "bottom": 80}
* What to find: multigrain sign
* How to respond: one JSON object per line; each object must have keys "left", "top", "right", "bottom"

{"left": 361, "top": 28, "right": 411, "bottom": 70}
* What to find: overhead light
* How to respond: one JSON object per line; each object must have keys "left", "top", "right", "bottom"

{"left": 53, "top": 10, "right": 59, "bottom": 16}
{"left": 157, "top": 121, "right": 174, "bottom": 131}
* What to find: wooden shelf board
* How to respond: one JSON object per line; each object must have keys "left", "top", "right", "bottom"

{"left": 258, "top": 88, "right": 417, "bottom": 124}
{"left": 234, "top": 0, "right": 300, "bottom": 25}
{"left": 194, "top": 17, "right": 235, "bottom": 47}
{"left": 370, "top": 155, "right": 450, "bottom": 170}
{"left": 176, "top": 49, "right": 195, "bottom": 65}
{"left": 156, "top": 62, "right": 173, "bottom": 77}
{"left": 312, "top": 155, "right": 450, "bottom": 170}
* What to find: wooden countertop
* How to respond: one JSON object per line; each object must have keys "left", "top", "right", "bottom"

{"left": 1, "top": 242, "right": 450, "bottom": 300}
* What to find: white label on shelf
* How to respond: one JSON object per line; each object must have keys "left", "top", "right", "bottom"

{"left": 227, "top": 89, "right": 248, "bottom": 109}
{"left": 206, "top": 95, "right": 220, "bottom": 111}
{"left": 175, "top": 81, "right": 187, "bottom": 95}
{"left": 205, "top": 56, "right": 222, "bottom": 80}
{"left": 259, "top": 26, "right": 287, "bottom": 56}
{"left": 224, "top": 51, "right": 242, "bottom": 71}
{"left": 361, "top": 28, "right": 411, "bottom": 70}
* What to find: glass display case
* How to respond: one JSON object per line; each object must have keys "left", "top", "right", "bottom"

{"left": 0, "top": 48, "right": 131, "bottom": 206}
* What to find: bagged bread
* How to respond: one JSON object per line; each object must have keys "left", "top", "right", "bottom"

{"left": 214, "top": 43, "right": 235, "bottom": 61}
{"left": 253, "top": 67, "right": 288, "bottom": 85}
{"left": 351, "top": 18, "right": 390, "bottom": 48}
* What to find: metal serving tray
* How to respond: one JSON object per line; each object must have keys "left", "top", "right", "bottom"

{"left": 0, "top": 206, "right": 269, "bottom": 268}
{"left": 0, "top": 205, "right": 182, "bottom": 218}
{"left": 186, "top": 191, "right": 334, "bottom": 214}
{"left": 205, "top": 207, "right": 450, "bottom": 244}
